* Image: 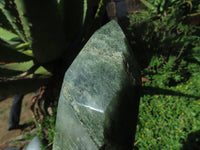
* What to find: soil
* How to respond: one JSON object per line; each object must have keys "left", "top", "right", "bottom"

{"left": 0, "top": 93, "right": 37, "bottom": 150}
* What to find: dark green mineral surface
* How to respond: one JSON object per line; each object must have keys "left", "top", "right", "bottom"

{"left": 53, "top": 20, "right": 141, "bottom": 150}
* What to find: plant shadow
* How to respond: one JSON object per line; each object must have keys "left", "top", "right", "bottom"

{"left": 181, "top": 130, "right": 200, "bottom": 150}
{"left": 142, "top": 86, "right": 200, "bottom": 99}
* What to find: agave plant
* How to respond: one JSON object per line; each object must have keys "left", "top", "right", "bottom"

{"left": 0, "top": 0, "right": 108, "bottom": 129}
{"left": 0, "top": 0, "right": 107, "bottom": 98}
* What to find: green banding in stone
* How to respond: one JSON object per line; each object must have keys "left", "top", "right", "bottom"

{"left": 73, "top": 104, "right": 104, "bottom": 147}
{"left": 54, "top": 93, "right": 98, "bottom": 150}
{"left": 82, "top": 20, "right": 129, "bottom": 58}
{"left": 61, "top": 82, "right": 104, "bottom": 147}
{"left": 53, "top": 20, "right": 141, "bottom": 150}
{"left": 64, "top": 51, "right": 123, "bottom": 112}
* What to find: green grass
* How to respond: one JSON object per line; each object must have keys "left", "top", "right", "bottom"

{"left": 133, "top": 51, "right": 200, "bottom": 150}
{"left": 127, "top": 1, "right": 200, "bottom": 149}
{"left": 37, "top": 102, "right": 58, "bottom": 150}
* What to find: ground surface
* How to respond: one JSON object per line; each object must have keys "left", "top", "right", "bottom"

{"left": 0, "top": 93, "right": 37, "bottom": 150}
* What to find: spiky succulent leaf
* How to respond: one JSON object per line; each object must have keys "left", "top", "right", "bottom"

{"left": 14, "top": 42, "right": 29, "bottom": 50}
{"left": 0, "top": 27, "right": 21, "bottom": 46}
{"left": 0, "top": 43, "right": 32, "bottom": 63}
{"left": 0, "top": 60, "right": 34, "bottom": 71}
{"left": 14, "top": 0, "right": 66, "bottom": 63}
{"left": 140, "top": 0, "right": 156, "bottom": 10}
{"left": 18, "top": 49, "right": 33, "bottom": 57}
{"left": 0, "top": 78, "right": 49, "bottom": 98}
{"left": 83, "top": 0, "right": 87, "bottom": 25}
{"left": 0, "top": 68, "right": 22, "bottom": 78}
{"left": 34, "top": 66, "right": 52, "bottom": 75}
{"left": 13, "top": 0, "right": 31, "bottom": 42}
{"left": 0, "top": 9, "right": 13, "bottom": 30}
{"left": 0, "top": 0, "right": 26, "bottom": 41}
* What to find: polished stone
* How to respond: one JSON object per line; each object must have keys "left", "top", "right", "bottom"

{"left": 26, "top": 136, "right": 43, "bottom": 150}
{"left": 53, "top": 20, "right": 141, "bottom": 150}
